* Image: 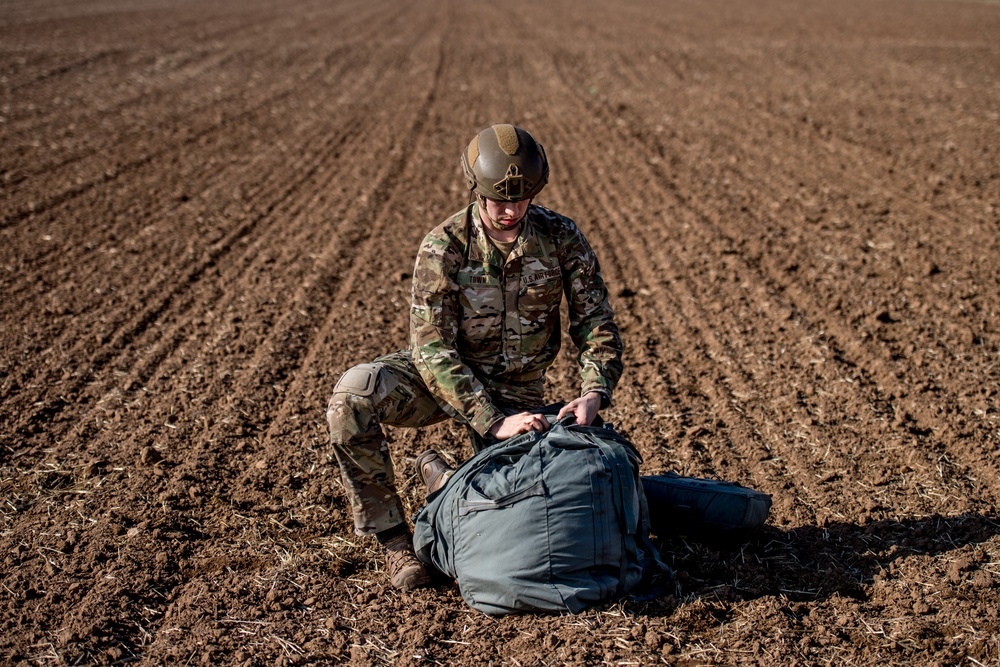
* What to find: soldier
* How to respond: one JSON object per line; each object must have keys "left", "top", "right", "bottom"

{"left": 326, "top": 124, "right": 623, "bottom": 590}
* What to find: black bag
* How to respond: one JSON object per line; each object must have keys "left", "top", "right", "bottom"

{"left": 641, "top": 472, "right": 772, "bottom": 543}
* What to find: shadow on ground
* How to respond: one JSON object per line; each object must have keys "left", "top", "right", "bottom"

{"left": 648, "top": 513, "right": 1000, "bottom": 607}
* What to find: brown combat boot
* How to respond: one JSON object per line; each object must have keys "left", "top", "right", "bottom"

{"left": 382, "top": 532, "right": 432, "bottom": 590}
{"left": 414, "top": 449, "right": 454, "bottom": 496}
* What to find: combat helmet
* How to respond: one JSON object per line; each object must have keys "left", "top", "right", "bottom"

{"left": 461, "top": 124, "right": 549, "bottom": 202}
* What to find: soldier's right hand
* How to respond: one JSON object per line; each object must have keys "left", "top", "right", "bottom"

{"left": 488, "top": 412, "right": 551, "bottom": 440}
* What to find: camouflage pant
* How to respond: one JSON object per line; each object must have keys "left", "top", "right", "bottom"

{"left": 326, "top": 350, "right": 544, "bottom": 535}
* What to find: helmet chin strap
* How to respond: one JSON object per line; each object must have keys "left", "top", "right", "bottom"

{"left": 477, "top": 194, "right": 525, "bottom": 231}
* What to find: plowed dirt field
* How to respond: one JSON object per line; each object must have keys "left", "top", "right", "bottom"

{"left": 3, "top": 0, "right": 999, "bottom": 664}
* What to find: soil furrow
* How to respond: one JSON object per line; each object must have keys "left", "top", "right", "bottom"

{"left": 1, "top": 3, "right": 395, "bottom": 192}
{"left": 1, "top": 32, "right": 418, "bottom": 454}
{"left": 501, "top": 7, "right": 821, "bottom": 497}
{"left": 538, "top": 48, "right": 984, "bottom": 521}
{"left": 6, "top": 106, "right": 380, "bottom": 456}
{"left": 667, "top": 137, "right": 991, "bottom": 512}
{"left": 539, "top": 50, "right": 792, "bottom": 425}
{"left": 548, "top": 26, "right": 1000, "bottom": 446}
{"left": 626, "top": 82, "right": 1000, "bottom": 493}
{"left": 0, "top": 7, "right": 410, "bottom": 340}
{"left": 35, "top": 6, "right": 448, "bottom": 472}
{"left": 2, "top": 47, "right": 358, "bottom": 230}
{"left": 555, "top": 150, "right": 811, "bottom": 517}
{"left": 252, "top": 17, "right": 453, "bottom": 450}
{"left": 0, "top": 0, "right": 399, "bottom": 225}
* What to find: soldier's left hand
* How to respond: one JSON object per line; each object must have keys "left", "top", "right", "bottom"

{"left": 557, "top": 392, "right": 602, "bottom": 426}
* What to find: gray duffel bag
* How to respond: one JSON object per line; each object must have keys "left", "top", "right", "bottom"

{"left": 413, "top": 418, "right": 668, "bottom": 616}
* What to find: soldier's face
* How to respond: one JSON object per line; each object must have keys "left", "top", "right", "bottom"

{"left": 480, "top": 197, "right": 531, "bottom": 232}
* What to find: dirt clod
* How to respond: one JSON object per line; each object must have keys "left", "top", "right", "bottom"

{"left": 140, "top": 446, "right": 163, "bottom": 465}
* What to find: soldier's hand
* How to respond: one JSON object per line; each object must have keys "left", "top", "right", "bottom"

{"left": 557, "top": 392, "right": 602, "bottom": 426}
{"left": 488, "top": 412, "right": 551, "bottom": 440}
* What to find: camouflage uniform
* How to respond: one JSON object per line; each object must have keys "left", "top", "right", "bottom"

{"left": 327, "top": 201, "right": 623, "bottom": 535}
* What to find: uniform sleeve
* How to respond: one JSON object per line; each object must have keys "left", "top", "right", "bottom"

{"left": 410, "top": 232, "right": 506, "bottom": 436}
{"left": 560, "top": 224, "right": 624, "bottom": 408}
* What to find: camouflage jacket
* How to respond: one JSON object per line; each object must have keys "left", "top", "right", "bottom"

{"left": 410, "top": 202, "right": 623, "bottom": 436}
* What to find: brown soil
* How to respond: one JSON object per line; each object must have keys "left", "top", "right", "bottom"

{"left": 2, "top": 0, "right": 999, "bottom": 664}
